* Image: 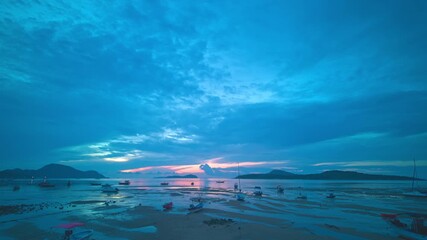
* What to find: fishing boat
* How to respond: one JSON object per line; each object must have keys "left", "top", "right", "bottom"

{"left": 326, "top": 193, "right": 336, "bottom": 199}
{"left": 216, "top": 180, "right": 225, "bottom": 183}
{"left": 118, "top": 180, "right": 130, "bottom": 185}
{"left": 188, "top": 202, "right": 203, "bottom": 213}
{"left": 101, "top": 184, "right": 119, "bottom": 193}
{"left": 160, "top": 182, "right": 169, "bottom": 186}
{"left": 53, "top": 222, "right": 93, "bottom": 240}
{"left": 39, "top": 181, "right": 55, "bottom": 188}
{"left": 296, "top": 193, "right": 307, "bottom": 200}
{"left": 402, "top": 159, "right": 427, "bottom": 198}
{"left": 71, "top": 230, "right": 93, "bottom": 240}
{"left": 163, "top": 202, "right": 173, "bottom": 210}
{"left": 28, "top": 176, "right": 34, "bottom": 185}
{"left": 237, "top": 192, "right": 245, "bottom": 201}
{"left": 381, "top": 213, "right": 427, "bottom": 239}
{"left": 277, "top": 185, "right": 284, "bottom": 193}
{"left": 39, "top": 177, "right": 55, "bottom": 188}
{"left": 236, "top": 162, "right": 245, "bottom": 201}
{"left": 253, "top": 186, "right": 263, "bottom": 196}
{"left": 39, "top": 182, "right": 55, "bottom": 188}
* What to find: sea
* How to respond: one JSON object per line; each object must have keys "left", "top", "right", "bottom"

{"left": 0, "top": 178, "right": 426, "bottom": 240}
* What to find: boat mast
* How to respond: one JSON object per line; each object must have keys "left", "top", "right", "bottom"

{"left": 237, "top": 162, "right": 241, "bottom": 192}
{"left": 412, "top": 158, "right": 416, "bottom": 191}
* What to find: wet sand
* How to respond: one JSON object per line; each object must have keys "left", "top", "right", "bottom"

{"left": 0, "top": 180, "right": 422, "bottom": 240}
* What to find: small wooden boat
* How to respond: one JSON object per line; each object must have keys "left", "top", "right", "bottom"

{"left": 326, "top": 193, "right": 336, "bottom": 199}
{"left": 71, "top": 229, "right": 93, "bottom": 240}
{"left": 402, "top": 191, "right": 427, "bottom": 198}
{"left": 101, "top": 184, "right": 119, "bottom": 193}
{"left": 160, "top": 182, "right": 169, "bottom": 186}
{"left": 13, "top": 185, "right": 20, "bottom": 191}
{"left": 235, "top": 162, "right": 245, "bottom": 201}
{"left": 39, "top": 182, "right": 55, "bottom": 188}
{"left": 277, "top": 185, "right": 284, "bottom": 193}
{"left": 188, "top": 202, "right": 203, "bottom": 212}
{"left": 119, "top": 180, "right": 130, "bottom": 185}
{"left": 402, "top": 158, "right": 427, "bottom": 198}
{"left": 163, "top": 202, "right": 173, "bottom": 210}
{"left": 236, "top": 191, "right": 245, "bottom": 201}
{"left": 296, "top": 193, "right": 307, "bottom": 200}
{"left": 90, "top": 182, "right": 101, "bottom": 186}
{"left": 216, "top": 180, "right": 225, "bottom": 183}
{"left": 253, "top": 186, "right": 263, "bottom": 196}
{"left": 381, "top": 213, "right": 427, "bottom": 239}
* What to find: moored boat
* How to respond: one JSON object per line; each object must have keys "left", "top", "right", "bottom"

{"left": 53, "top": 222, "right": 92, "bottom": 240}
{"left": 71, "top": 230, "right": 93, "bottom": 240}
{"left": 277, "top": 185, "right": 284, "bottom": 193}
{"left": 296, "top": 193, "right": 307, "bottom": 200}
{"left": 39, "top": 176, "right": 55, "bottom": 188}
{"left": 163, "top": 202, "right": 173, "bottom": 210}
{"left": 39, "top": 182, "right": 55, "bottom": 188}
{"left": 253, "top": 186, "right": 263, "bottom": 196}
{"left": 237, "top": 192, "right": 245, "bottom": 201}
{"left": 236, "top": 162, "right": 245, "bottom": 201}
{"left": 403, "top": 158, "right": 427, "bottom": 198}
{"left": 381, "top": 213, "right": 427, "bottom": 239}
{"left": 326, "top": 193, "right": 336, "bottom": 199}
{"left": 188, "top": 202, "right": 203, "bottom": 212}
{"left": 101, "top": 184, "right": 119, "bottom": 193}
{"left": 119, "top": 180, "right": 130, "bottom": 185}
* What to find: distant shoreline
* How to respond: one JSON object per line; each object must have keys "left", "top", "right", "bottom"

{"left": 237, "top": 170, "right": 422, "bottom": 181}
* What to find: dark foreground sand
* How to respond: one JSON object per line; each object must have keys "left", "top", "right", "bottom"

{"left": 0, "top": 201, "right": 397, "bottom": 240}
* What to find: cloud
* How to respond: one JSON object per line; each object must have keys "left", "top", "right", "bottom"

{"left": 120, "top": 160, "right": 289, "bottom": 176}
{"left": 199, "top": 163, "right": 215, "bottom": 175}
{"left": 1, "top": 0, "right": 426, "bottom": 179}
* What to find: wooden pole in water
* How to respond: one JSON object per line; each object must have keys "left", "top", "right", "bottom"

{"left": 412, "top": 158, "right": 416, "bottom": 191}
{"left": 238, "top": 162, "right": 241, "bottom": 191}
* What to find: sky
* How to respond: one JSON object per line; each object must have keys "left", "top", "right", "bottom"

{"left": 1, "top": 0, "right": 427, "bottom": 178}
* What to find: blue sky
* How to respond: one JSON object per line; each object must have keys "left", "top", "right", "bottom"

{"left": 1, "top": 0, "right": 427, "bottom": 178}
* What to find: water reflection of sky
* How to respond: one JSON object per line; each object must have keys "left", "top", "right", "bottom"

{"left": 1, "top": 178, "right": 426, "bottom": 240}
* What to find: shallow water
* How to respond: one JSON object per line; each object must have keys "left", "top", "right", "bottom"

{"left": 0, "top": 178, "right": 426, "bottom": 239}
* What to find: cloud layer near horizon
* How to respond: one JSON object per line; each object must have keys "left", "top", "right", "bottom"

{"left": 1, "top": 0, "right": 427, "bottom": 177}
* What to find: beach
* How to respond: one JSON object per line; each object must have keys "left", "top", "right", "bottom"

{"left": 0, "top": 179, "right": 426, "bottom": 240}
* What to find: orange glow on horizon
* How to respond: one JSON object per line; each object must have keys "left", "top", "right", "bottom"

{"left": 120, "top": 160, "right": 287, "bottom": 174}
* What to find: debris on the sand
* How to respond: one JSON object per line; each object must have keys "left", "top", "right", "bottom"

{"left": 203, "top": 218, "right": 234, "bottom": 226}
{"left": 69, "top": 200, "right": 105, "bottom": 205}
{"left": 0, "top": 202, "right": 63, "bottom": 216}
{"left": 324, "top": 224, "right": 340, "bottom": 230}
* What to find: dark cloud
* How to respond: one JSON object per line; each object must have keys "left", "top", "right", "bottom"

{"left": 208, "top": 91, "right": 427, "bottom": 147}
{"left": 0, "top": 0, "right": 426, "bottom": 177}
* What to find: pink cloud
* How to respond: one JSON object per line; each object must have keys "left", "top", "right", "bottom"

{"left": 120, "top": 160, "right": 287, "bottom": 174}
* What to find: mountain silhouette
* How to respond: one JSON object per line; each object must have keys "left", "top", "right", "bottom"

{"left": 0, "top": 163, "right": 106, "bottom": 179}
{"left": 238, "top": 169, "right": 420, "bottom": 180}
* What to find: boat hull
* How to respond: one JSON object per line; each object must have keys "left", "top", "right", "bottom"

{"left": 71, "top": 230, "right": 93, "bottom": 240}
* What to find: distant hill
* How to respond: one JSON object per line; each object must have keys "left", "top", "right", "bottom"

{"left": 159, "top": 174, "right": 198, "bottom": 179}
{"left": 0, "top": 164, "right": 106, "bottom": 179}
{"left": 238, "top": 169, "right": 421, "bottom": 181}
